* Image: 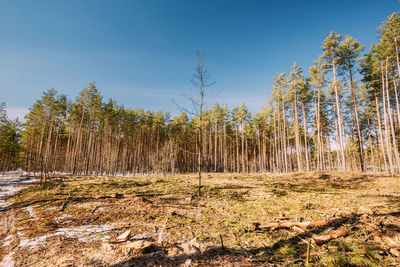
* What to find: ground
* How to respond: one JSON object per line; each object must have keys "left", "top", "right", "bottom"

{"left": 0, "top": 172, "right": 399, "bottom": 266}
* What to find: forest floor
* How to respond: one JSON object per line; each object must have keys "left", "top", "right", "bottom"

{"left": 0, "top": 171, "right": 399, "bottom": 266}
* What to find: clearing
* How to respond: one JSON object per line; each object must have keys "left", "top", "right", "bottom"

{"left": 0, "top": 172, "right": 399, "bottom": 266}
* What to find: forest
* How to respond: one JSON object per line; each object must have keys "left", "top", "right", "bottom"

{"left": 2, "top": 13, "right": 400, "bottom": 179}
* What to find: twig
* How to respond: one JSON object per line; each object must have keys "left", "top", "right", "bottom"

{"left": 300, "top": 236, "right": 315, "bottom": 249}
{"left": 91, "top": 206, "right": 99, "bottom": 214}
{"left": 59, "top": 201, "right": 68, "bottom": 212}
{"left": 158, "top": 216, "right": 169, "bottom": 244}
{"left": 306, "top": 238, "right": 311, "bottom": 264}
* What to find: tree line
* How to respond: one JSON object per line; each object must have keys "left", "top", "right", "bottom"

{"left": 0, "top": 102, "right": 21, "bottom": 171}
{"left": 2, "top": 12, "right": 400, "bottom": 179}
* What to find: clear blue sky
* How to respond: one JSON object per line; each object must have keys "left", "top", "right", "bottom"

{"left": 0, "top": 0, "right": 398, "bottom": 119}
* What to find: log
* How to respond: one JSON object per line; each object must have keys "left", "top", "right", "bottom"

{"left": 259, "top": 220, "right": 331, "bottom": 231}
{"left": 312, "top": 228, "right": 348, "bottom": 245}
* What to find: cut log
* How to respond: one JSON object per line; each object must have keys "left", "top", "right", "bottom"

{"left": 312, "top": 228, "right": 348, "bottom": 245}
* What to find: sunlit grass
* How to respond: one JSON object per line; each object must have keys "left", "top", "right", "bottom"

{"left": 4, "top": 171, "right": 400, "bottom": 265}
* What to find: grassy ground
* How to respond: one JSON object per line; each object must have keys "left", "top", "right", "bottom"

{"left": 0, "top": 171, "right": 399, "bottom": 266}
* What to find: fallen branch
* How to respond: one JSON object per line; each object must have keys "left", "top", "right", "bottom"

{"left": 312, "top": 228, "right": 348, "bottom": 245}
{"left": 259, "top": 218, "right": 340, "bottom": 231}
{"left": 252, "top": 217, "right": 349, "bottom": 232}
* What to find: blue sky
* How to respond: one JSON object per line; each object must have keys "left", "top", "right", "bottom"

{"left": 0, "top": 0, "right": 398, "bottom": 119}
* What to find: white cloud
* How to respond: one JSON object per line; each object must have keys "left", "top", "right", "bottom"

{"left": 7, "top": 106, "right": 29, "bottom": 121}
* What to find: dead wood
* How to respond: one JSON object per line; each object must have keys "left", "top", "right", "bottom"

{"left": 116, "top": 229, "right": 132, "bottom": 241}
{"left": 256, "top": 216, "right": 352, "bottom": 232}
{"left": 292, "top": 225, "right": 305, "bottom": 233}
{"left": 306, "top": 238, "right": 311, "bottom": 264}
{"left": 59, "top": 201, "right": 68, "bottom": 212}
{"left": 121, "top": 240, "right": 154, "bottom": 252}
{"left": 111, "top": 192, "right": 123, "bottom": 199}
{"left": 312, "top": 228, "right": 348, "bottom": 245}
{"left": 91, "top": 206, "right": 99, "bottom": 213}
{"left": 367, "top": 224, "right": 400, "bottom": 256}
{"left": 158, "top": 217, "right": 169, "bottom": 244}
{"left": 259, "top": 219, "right": 337, "bottom": 231}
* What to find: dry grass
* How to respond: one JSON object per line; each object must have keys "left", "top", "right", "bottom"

{"left": 1, "top": 171, "right": 400, "bottom": 266}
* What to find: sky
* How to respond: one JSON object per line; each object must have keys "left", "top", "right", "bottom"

{"left": 0, "top": 0, "right": 398, "bottom": 120}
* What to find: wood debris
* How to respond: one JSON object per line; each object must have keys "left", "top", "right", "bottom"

{"left": 256, "top": 217, "right": 349, "bottom": 231}
{"left": 123, "top": 240, "right": 161, "bottom": 254}
{"left": 158, "top": 217, "right": 169, "bottom": 244}
{"left": 367, "top": 224, "right": 400, "bottom": 256}
{"left": 117, "top": 229, "right": 132, "bottom": 241}
{"left": 120, "top": 240, "right": 160, "bottom": 254}
{"left": 291, "top": 225, "right": 305, "bottom": 233}
{"left": 249, "top": 222, "right": 260, "bottom": 231}
{"left": 111, "top": 192, "right": 123, "bottom": 198}
{"left": 259, "top": 220, "right": 331, "bottom": 231}
{"left": 91, "top": 206, "right": 99, "bottom": 213}
{"left": 123, "top": 240, "right": 152, "bottom": 250}
{"left": 312, "top": 228, "right": 348, "bottom": 245}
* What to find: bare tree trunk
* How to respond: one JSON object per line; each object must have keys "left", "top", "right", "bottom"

{"left": 374, "top": 88, "right": 388, "bottom": 172}
{"left": 332, "top": 57, "right": 346, "bottom": 170}
{"left": 301, "top": 103, "right": 310, "bottom": 172}
{"left": 333, "top": 101, "right": 341, "bottom": 170}
{"left": 381, "top": 63, "right": 395, "bottom": 175}
{"left": 348, "top": 66, "right": 365, "bottom": 171}
{"left": 293, "top": 98, "right": 302, "bottom": 172}
{"left": 282, "top": 100, "right": 288, "bottom": 173}
{"left": 385, "top": 57, "right": 400, "bottom": 172}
